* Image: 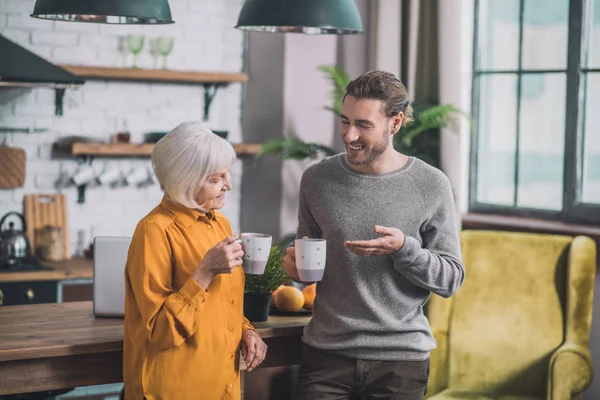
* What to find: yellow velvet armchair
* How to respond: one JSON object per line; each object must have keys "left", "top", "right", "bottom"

{"left": 426, "top": 230, "right": 596, "bottom": 400}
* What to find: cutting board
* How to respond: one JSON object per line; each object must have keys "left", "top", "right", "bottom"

{"left": 24, "top": 194, "right": 70, "bottom": 259}
{"left": 0, "top": 145, "right": 26, "bottom": 188}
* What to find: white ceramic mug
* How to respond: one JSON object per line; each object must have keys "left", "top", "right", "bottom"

{"left": 98, "top": 165, "right": 121, "bottom": 185}
{"left": 72, "top": 164, "right": 95, "bottom": 186}
{"left": 295, "top": 238, "right": 326, "bottom": 282}
{"left": 126, "top": 166, "right": 149, "bottom": 186}
{"left": 240, "top": 233, "right": 272, "bottom": 275}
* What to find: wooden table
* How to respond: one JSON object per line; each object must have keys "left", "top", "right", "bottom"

{"left": 0, "top": 301, "right": 310, "bottom": 396}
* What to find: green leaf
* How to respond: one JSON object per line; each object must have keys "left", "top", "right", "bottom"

{"left": 257, "top": 66, "right": 472, "bottom": 169}
{"left": 318, "top": 64, "right": 351, "bottom": 115}
{"left": 257, "top": 134, "right": 337, "bottom": 160}
{"left": 245, "top": 247, "right": 289, "bottom": 295}
{"left": 397, "top": 103, "right": 468, "bottom": 144}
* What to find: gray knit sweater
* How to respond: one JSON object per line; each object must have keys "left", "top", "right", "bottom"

{"left": 297, "top": 154, "right": 465, "bottom": 361}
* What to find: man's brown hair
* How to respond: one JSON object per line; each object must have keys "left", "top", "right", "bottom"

{"left": 344, "top": 70, "right": 414, "bottom": 127}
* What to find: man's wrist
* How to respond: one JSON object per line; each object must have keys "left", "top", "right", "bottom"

{"left": 398, "top": 232, "right": 406, "bottom": 250}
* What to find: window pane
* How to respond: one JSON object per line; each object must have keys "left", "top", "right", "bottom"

{"left": 582, "top": 73, "right": 600, "bottom": 204}
{"left": 522, "top": 0, "right": 569, "bottom": 70}
{"left": 477, "top": 0, "right": 520, "bottom": 70}
{"left": 587, "top": 0, "right": 600, "bottom": 68}
{"left": 517, "top": 73, "right": 566, "bottom": 210}
{"left": 476, "top": 75, "right": 518, "bottom": 206}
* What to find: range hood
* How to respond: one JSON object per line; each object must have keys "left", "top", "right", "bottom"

{"left": 0, "top": 34, "right": 84, "bottom": 89}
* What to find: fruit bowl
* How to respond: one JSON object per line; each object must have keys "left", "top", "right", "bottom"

{"left": 269, "top": 283, "right": 315, "bottom": 316}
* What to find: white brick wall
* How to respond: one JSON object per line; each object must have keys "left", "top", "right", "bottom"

{"left": 0, "top": 0, "right": 245, "bottom": 256}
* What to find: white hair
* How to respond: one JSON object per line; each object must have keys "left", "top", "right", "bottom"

{"left": 151, "top": 122, "right": 236, "bottom": 211}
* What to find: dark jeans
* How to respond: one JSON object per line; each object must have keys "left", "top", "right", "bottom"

{"left": 295, "top": 345, "right": 429, "bottom": 400}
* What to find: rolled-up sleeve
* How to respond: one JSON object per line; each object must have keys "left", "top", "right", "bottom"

{"left": 127, "top": 221, "right": 209, "bottom": 350}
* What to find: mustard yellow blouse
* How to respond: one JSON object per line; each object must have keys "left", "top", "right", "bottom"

{"left": 123, "top": 197, "right": 254, "bottom": 400}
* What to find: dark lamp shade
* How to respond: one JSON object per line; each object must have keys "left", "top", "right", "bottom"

{"left": 235, "top": 0, "right": 363, "bottom": 34}
{"left": 30, "top": 0, "right": 174, "bottom": 24}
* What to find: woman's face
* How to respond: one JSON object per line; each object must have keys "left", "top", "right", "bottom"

{"left": 195, "top": 166, "right": 232, "bottom": 211}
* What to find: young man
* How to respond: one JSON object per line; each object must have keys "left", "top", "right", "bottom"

{"left": 284, "top": 70, "right": 465, "bottom": 399}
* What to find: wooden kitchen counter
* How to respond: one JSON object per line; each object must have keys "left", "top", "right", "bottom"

{"left": 0, "top": 301, "right": 310, "bottom": 395}
{"left": 0, "top": 257, "right": 93, "bottom": 283}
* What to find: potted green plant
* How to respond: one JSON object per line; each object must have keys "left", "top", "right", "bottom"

{"left": 258, "top": 64, "right": 468, "bottom": 169}
{"left": 244, "top": 246, "right": 288, "bottom": 322}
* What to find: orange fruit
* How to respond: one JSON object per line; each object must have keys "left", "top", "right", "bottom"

{"left": 274, "top": 286, "right": 305, "bottom": 312}
{"left": 271, "top": 285, "right": 285, "bottom": 308}
{"left": 302, "top": 284, "right": 316, "bottom": 310}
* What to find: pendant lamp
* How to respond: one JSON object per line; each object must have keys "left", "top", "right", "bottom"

{"left": 235, "top": 0, "right": 363, "bottom": 34}
{"left": 30, "top": 0, "right": 174, "bottom": 24}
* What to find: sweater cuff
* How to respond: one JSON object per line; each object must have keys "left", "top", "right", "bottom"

{"left": 390, "top": 235, "right": 421, "bottom": 269}
{"left": 179, "top": 276, "right": 209, "bottom": 309}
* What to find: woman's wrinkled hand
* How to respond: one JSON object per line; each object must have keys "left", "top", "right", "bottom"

{"left": 241, "top": 330, "right": 267, "bottom": 371}
{"left": 192, "top": 235, "right": 243, "bottom": 289}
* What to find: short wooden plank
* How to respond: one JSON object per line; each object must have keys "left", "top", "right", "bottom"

{"left": 59, "top": 65, "right": 249, "bottom": 84}
{"left": 71, "top": 143, "right": 154, "bottom": 156}
{"left": 71, "top": 143, "right": 262, "bottom": 157}
{"left": 233, "top": 143, "right": 262, "bottom": 157}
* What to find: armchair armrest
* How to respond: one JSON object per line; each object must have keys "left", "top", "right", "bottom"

{"left": 547, "top": 342, "right": 593, "bottom": 400}
{"left": 426, "top": 328, "right": 449, "bottom": 398}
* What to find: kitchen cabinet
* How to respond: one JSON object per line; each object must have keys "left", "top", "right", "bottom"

{"left": 0, "top": 279, "right": 95, "bottom": 306}
{"left": 0, "top": 258, "right": 94, "bottom": 306}
{"left": 0, "top": 280, "right": 58, "bottom": 306}
{"left": 59, "top": 280, "right": 93, "bottom": 303}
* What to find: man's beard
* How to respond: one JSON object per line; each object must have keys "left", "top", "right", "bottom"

{"left": 346, "top": 129, "right": 390, "bottom": 166}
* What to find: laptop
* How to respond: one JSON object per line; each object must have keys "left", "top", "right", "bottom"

{"left": 93, "top": 236, "right": 131, "bottom": 318}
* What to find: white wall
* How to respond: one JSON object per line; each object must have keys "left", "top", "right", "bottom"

{"left": 279, "top": 34, "right": 337, "bottom": 237}
{"left": 0, "top": 0, "right": 246, "bottom": 253}
{"left": 438, "top": 0, "right": 473, "bottom": 214}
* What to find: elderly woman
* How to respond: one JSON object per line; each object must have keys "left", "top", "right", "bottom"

{"left": 123, "top": 122, "right": 267, "bottom": 400}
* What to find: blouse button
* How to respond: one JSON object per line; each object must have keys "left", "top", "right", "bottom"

{"left": 227, "top": 383, "right": 233, "bottom": 389}
{"left": 231, "top": 300, "right": 235, "bottom": 305}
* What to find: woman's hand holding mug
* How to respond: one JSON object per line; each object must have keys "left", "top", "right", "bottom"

{"left": 192, "top": 235, "right": 243, "bottom": 289}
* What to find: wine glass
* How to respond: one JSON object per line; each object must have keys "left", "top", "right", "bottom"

{"left": 149, "top": 38, "right": 161, "bottom": 69}
{"left": 156, "top": 37, "right": 174, "bottom": 70}
{"left": 127, "top": 35, "right": 145, "bottom": 69}
{"left": 118, "top": 37, "right": 129, "bottom": 67}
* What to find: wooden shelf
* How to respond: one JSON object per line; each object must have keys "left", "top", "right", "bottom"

{"left": 71, "top": 142, "right": 262, "bottom": 157}
{"left": 59, "top": 65, "right": 249, "bottom": 85}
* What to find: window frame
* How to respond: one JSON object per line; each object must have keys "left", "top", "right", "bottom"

{"left": 469, "top": 0, "right": 600, "bottom": 225}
